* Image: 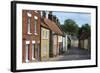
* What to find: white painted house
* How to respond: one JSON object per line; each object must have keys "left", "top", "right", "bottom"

{"left": 62, "top": 35, "right": 68, "bottom": 52}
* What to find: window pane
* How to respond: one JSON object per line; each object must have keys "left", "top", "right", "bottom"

{"left": 45, "top": 31, "right": 47, "bottom": 39}
{"left": 34, "top": 16, "right": 38, "bottom": 34}
{"left": 26, "top": 44, "right": 29, "bottom": 63}
{"left": 27, "top": 17, "right": 31, "bottom": 34}
{"left": 34, "top": 19, "right": 37, "bottom": 33}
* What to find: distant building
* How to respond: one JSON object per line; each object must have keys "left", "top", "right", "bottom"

{"left": 79, "top": 32, "right": 90, "bottom": 50}
{"left": 68, "top": 35, "right": 79, "bottom": 48}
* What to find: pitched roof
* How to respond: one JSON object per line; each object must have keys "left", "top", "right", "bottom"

{"left": 41, "top": 22, "right": 49, "bottom": 29}
{"left": 44, "top": 18, "right": 64, "bottom": 36}
{"left": 79, "top": 32, "right": 90, "bottom": 39}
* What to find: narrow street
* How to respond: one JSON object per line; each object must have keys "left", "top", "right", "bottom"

{"left": 49, "top": 47, "right": 91, "bottom": 61}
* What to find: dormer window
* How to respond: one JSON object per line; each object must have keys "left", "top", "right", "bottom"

{"left": 34, "top": 16, "right": 38, "bottom": 35}
{"left": 27, "top": 12, "right": 32, "bottom": 34}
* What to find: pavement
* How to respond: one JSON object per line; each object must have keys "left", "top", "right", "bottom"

{"left": 48, "top": 47, "right": 91, "bottom": 61}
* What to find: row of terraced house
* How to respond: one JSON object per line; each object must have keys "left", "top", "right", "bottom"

{"left": 22, "top": 10, "right": 68, "bottom": 63}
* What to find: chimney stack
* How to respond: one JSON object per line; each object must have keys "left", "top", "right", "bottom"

{"left": 42, "top": 11, "right": 46, "bottom": 18}
{"left": 48, "top": 11, "right": 53, "bottom": 20}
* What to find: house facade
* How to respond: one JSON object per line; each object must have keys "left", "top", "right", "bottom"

{"left": 58, "top": 35, "right": 63, "bottom": 55}
{"left": 79, "top": 32, "right": 90, "bottom": 50}
{"left": 62, "top": 34, "right": 68, "bottom": 52}
{"left": 22, "top": 10, "right": 41, "bottom": 63}
{"left": 41, "top": 23, "right": 50, "bottom": 61}
{"left": 68, "top": 35, "right": 79, "bottom": 48}
{"left": 52, "top": 35, "right": 58, "bottom": 56}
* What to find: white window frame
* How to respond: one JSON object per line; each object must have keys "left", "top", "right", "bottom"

{"left": 26, "top": 41, "right": 36, "bottom": 61}
{"left": 42, "top": 28, "right": 49, "bottom": 39}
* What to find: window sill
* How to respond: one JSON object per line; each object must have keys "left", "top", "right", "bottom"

{"left": 27, "top": 32, "right": 32, "bottom": 35}
{"left": 34, "top": 33, "right": 38, "bottom": 35}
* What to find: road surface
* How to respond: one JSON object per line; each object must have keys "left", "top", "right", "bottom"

{"left": 49, "top": 47, "right": 91, "bottom": 61}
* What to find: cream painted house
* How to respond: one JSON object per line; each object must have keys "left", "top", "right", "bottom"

{"left": 41, "top": 23, "right": 50, "bottom": 61}
{"left": 68, "top": 35, "right": 79, "bottom": 48}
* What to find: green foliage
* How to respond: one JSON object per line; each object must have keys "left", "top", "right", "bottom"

{"left": 63, "top": 19, "right": 79, "bottom": 36}
{"left": 60, "top": 19, "right": 90, "bottom": 38}
{"left": 81, "top": 24, "right": 90, "bottom": 32}
{"left": 78, "top": 24, "right": 90, "bottom": 37}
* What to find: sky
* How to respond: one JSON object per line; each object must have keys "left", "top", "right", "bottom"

{"left": 52, "top": 12, "right": 91, "bottom": 27}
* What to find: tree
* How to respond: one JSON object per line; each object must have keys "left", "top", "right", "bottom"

{"left": 78, "top": 24, "right": 90, "bottom": 36}
{"left": 60, "top": 25, "right": 66, "bottom": 32}
{"left": 78, "top": 23, "right": 90, "bottom": 39}
{"left": 63, "top": 19, "right": 79, "bottom": 36}
{"left": 42, "top": 11, "right": 46, "bottom": 18}
{"left": 81, "top": 24, "right": 90, "bottom": 33}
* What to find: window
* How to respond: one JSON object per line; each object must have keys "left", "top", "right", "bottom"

{"left": 41, "top": 28, "right": 44, "bottom": 39}
{"left": 43, "top": 30, "right": 45, "bottom": 38}
{"left": 42, "top": 28, "right": 49, "bottom": 39}
{"left": 27, "top": 17, "right": 31, "bottom": 34}
{"left": 27, "top": 12, "right": 32, "bottom": 34}
{"left": 34, "top": 16, "right": 38, "bottom": 35}
{"left": 45, "top": 29, "right": 49, "bottom": 39}
{"left": 42, "top": 29, "right": 45, "bottom": 39}
{"left": 45, "top": 31, "right": 47, "bottom": 38}
{"left": 25, "top": 41, "right": 30, "bottom": 63}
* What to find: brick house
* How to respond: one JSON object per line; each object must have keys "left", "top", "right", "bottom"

{"left": 22, "top": 10, "right": 41, "bottom": 63}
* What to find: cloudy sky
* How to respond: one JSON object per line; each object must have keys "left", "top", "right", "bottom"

{"left": 53, "top": 11, "right": 91, "bottom": 27}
